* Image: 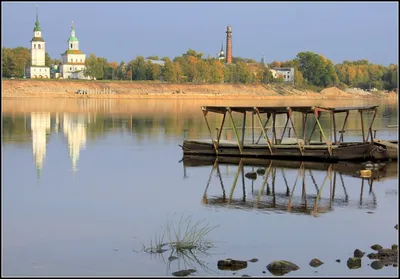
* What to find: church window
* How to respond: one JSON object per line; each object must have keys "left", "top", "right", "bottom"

{"left": 34, "top": 44, "right": 36, "bottom": 49}
{"left": 38, "top": 44, "right": 41, "bottom": 49}
{"left": 71, "top": 43, "right": 73, "bottom": 48}
{"left": 70, "top": 67, "right": 72, "bottom": 70}
{"left": 80, "top": 59, "right": 82, "bottom": 62}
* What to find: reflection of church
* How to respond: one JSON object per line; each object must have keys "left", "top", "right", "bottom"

{"left": 63, "top": 114, "right": 87, "bottom": 173}
{"left": 30, "top": 112, "right": 51, "bottom": 176}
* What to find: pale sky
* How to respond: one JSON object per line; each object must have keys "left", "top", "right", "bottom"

{"left": 2, "top": 1, "right": 398, "bottom": 65}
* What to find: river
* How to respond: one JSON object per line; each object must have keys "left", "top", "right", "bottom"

{"left": 2, "top": 98, "right": 398, "bottom": 276}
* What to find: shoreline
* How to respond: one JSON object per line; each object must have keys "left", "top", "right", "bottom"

{"left": 2, "top": 79, "right": 397, "bottom": 100}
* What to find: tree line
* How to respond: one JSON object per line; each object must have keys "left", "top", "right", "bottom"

{"left": 2, "top": 46, "right": 397, "bottom": 91}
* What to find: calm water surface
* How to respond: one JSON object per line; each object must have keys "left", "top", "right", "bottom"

{"left": 2, "top": 98, "right": 398, "bottom": 276}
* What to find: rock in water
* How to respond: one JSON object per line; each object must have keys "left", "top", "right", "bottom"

{"left": 248, "top": 258, "right": 258, "bottom": 263}
{"left": 172, "top": 270, "right": 191, "bottom": 277}
{"left": 266, "top": 260, "right": 300, "bottom": 276}
{"left": 256, "top": 168, "right": 265, "bottom": 175}
{"left": 370, "top": 260, "right": 384, "bottom": 270}
{"left": 347, "top": 257, "right": 361, "bottom": 269}
{"left": 218, "top": 259, "right": 248, "bottom": 271}
{"left": 245, "top": 171, "right": 257, "bottom": 180}
{"left": 354, "top": 249, "right": 365, "bottom": 258}
{"left": 371, "top": 244, "right": 383, "bottom": 251}
{"left": 309, "top": 258, "right": 324, "bottom": 267}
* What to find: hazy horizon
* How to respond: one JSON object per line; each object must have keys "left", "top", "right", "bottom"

{"left": 2, "top": 1, "right": 398, "bottom": 66}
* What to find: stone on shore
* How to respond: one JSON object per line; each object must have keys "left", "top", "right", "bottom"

{"left": 347, "top": 257, "right": 362, "bottom": 269}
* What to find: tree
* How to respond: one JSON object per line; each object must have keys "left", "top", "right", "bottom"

{"left": 132, "top": 56, "right": 146, "bottom": 80}
{"left": 45, "top": 52, "right": 52, "bottom": 67}
{"left": 161, "top": 58, "right": 175, "bottom": 82}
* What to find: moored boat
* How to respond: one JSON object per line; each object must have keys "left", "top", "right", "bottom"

{"left": 181, "top": 105, "right": 382, "bottom": 162}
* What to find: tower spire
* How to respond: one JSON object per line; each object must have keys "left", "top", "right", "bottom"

{"left": 33, "top": 5, "right": 41, "bottom": 32}
{"left": 221, "top": 40, "right": 224, "bottom": 52}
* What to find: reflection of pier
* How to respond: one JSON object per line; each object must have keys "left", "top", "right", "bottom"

{"left": 63, "top": 113, "right": 87, "bottom": 173}
{"left": 30, "top": 112, "right": 51, "bottom": 177}
{"left": 183, "top": 157, "right": 398, "bottom": 216}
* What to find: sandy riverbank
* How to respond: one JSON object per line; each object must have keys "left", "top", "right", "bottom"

{"left": 2, "top": 80, "right": 398, "bottom": 100}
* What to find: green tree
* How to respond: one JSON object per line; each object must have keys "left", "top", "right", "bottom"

{"left": 161, "top": 57, "right": 175, "bottom": 82}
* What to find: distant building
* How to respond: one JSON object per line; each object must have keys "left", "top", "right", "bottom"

{"left": 25, "top": 6, "right": 50, "bottom": 79}
{"left": 225, "top": 26, "right": 232, "bottom": 64}
{"left": 270, "top": 67, "right": 295, "bottom": 83}
{"left": 217, "top": 41, "right": 225, "bottom": 61}
{"left": 144, "top": 59, "right": 165, "bottom": 66}
{"left": 59, "top": 22, "right": 89, "bottom": 79}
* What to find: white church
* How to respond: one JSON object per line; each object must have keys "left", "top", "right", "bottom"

{"left": 25, "top": 7, "right": 50, "bottom": 78}
{"left": 59, "top": 22, "right": 88, "bottom": 79}
{"left": 26, "top": 6, "right": 89, "bottom": 79}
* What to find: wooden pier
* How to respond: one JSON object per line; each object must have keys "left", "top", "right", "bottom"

{"left": 181, "top": 105, "right": 397, "bottom": 162}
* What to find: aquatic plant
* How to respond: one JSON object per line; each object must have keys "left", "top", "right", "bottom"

{"left": 166, "top": 213, "right": 217, "bottom": 253}
{"left": 134, "top": 213, "right": 219, "bottom": 273}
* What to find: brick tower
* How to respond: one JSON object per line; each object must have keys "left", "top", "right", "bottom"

{"left": 225, "top": 26, "right": 232, "bottom": 64}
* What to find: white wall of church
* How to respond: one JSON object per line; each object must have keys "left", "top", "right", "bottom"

{"left": 27, "top": 67, "right": 50, "bottom": 78}
{"left": 31, "top": 42, "right": 45, "bottom": 66}
{"left": 61, "top": 54, "right": 86, "bottom": 64}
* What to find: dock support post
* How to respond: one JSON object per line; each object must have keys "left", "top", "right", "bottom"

{"left": 287, "top": 108, "right": 304, "bottom": 155}
{"left": 217, "top": 112, "right": 226, "bottom": 144}
{"left": 302, "top": 113, "right": 308, "bottom": 141}
{"left": 313, "top": 109, "right": 332, "bottom": 156}
{"left": 307, "top": 111, "right": 321, "bottom": 144}
{"left": 272, "top": 112, "right": 277, "bottom": 144}
{"left": 339, "top": 111, "right": 349, "bottom": 142}
{"left": 332, "top": 112, "right": 337, "bottom": 144}
{"left": 255, "top": 113, "right": 271, "bottom": 144}
{"left": 366, "top": 108, "right": 377, "bottom": 143}
{"left": 254, "top": 109, "right": 273, "bottom": 154}
{"left": 202, "top": 110, "right": 219, "bottom": 155}
{"left": 241, "top": 112, "right": 247, "bottom": 151}
{"left": 360, "top": 110, "right": 365, "bottom": 143}
{"left": 252, "top": 113, "right": 255, "bottom": 144}
{"left": 279, "top": 114, "right": 290, "bottom": 144}
{"left": 228, "top": 108, "right": 243, "bottom": 154}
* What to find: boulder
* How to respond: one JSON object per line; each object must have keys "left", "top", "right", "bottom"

{"left": 256, "top": 168, "right": 266, "bottom": 175}
{"left": 218, "top": 259, "right": 248, "bottom": 271}
{"left": 367, "top": 253, "right": 379, "bottom": 259}
{"left": 354, "top": 249, "right": 365, "bottom": 258}
{"left": 172, "top": 270, "right": 191, "bottom": 277}
{"left": 347, "top": 257, "right": 361, "bottom": 269}
{"left": 245, "top": 171, "right": 257, "bottom": 180}
{"left": 309, "top": 258, "right": 324, "bottom": 267}
{"left": 371, "top": 244, "right": 383, "bottom": 251}
{"left": 266, "top": 260, "right": 300, "bottom": 276}
{"left": 370, "top": 260, "right": 384, "bottom": 270}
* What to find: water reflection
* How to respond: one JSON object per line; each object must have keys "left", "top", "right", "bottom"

{"left": 62, "top": 113, "right": 88, "bottom": 173}
{"left": 30, "top": 112, "right": 51, "bottom": 177}
{"left": 182, "top": 157, "right": 398, "bottom": 216}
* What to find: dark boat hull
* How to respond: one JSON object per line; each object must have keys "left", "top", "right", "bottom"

{"left": 182, "top": 139, "right": 375, "bottom": 162}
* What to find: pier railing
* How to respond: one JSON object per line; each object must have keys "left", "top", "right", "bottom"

{"left": 183, "top": 125, "right": 397, "bottom": 142}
